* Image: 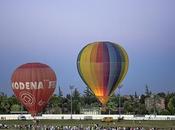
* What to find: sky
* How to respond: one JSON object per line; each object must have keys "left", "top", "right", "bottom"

{"left": 0, "top": 0, "right": 175, "bottom": 96}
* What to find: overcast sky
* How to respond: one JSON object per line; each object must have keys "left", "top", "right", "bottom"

{"left": 0, "top": 0, "right": 175, "bottom": 96}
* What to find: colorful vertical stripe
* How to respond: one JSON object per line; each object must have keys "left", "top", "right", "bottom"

{"left": 77, "top": 41, "right": 129, "bottom": 105}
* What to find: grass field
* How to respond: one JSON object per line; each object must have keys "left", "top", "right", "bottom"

{"left": 0, "top": 119, "right": 175, "bottom": 129}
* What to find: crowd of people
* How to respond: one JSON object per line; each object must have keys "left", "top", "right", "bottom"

{"left": 0, "top": 124, "right": 174, "bottom": 130}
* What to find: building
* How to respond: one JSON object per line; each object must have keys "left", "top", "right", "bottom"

{"left": 80, "top": 107, "right": 101, "bottom": 115}
{"left": 145, "top": 95, "right": 165, "bottom": 113}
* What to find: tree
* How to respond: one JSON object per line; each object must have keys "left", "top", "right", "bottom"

{"left": 8, "top": 95, "right": 20, "bottom": 105}
{"left": 0, "top": 94, "right": 10, "bottom": 113}
{"left": 83, "top": 87, "right": 92, "bottom": 97}
{"left": 145, "top": 85, "right": 151, "bottom": 97}
{"left": 10, "top": 104, "right": 21, "bottom": 112}
{"left": 165, "top": 92, "right": 175, "bottom": 111}
{"left": 49, "top": 95, "right": 61, "bottom": 107}
{"left": 139, "top": 104, "right": 147, "bottom": 114}
{"left": 134, "top": 91, "right": 138, "bottom": 98}
{"left": 72, "top": 88, "right": 81, "bottom": 114}
{"left": 48, "top": 95, "right": 62, "bottom": 114}
{"left": 107, "top": 94, "right": 118, "bottom": 114}
{"left": 72, "top": 88, "right": 80, "bottom": 100}
{"left": 159, "top": 109, "right": 170, "bottom": 115}
{"left": 168, "top": 96, "right": 175, "bottom": 114}
{"left": 140, "top": 94, "right": 145, "bottom": 104}
{"left": 123, "top": 100, "right": 134, "bottom": 114}
{"left": 62, "top": 95, "right": 70, "bottom": 114}
{"left": 82, "top": 87, "right": 97, "bottom": 106}
{"left": 157, "top": 92, "right": 166, "bottom": 98}
{"left": 58, "top": 86, "right": 63, "bottom": 97}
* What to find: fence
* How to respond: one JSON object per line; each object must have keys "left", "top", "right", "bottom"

{"left": 0, "top": 114, "right": 175, "bottom": 120}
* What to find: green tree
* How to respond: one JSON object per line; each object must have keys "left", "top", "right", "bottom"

{"left": 72, "top": 88, "right": 80, "bottom": 100}
{"left": 168, "top": 96, "right": 175, "bottom": 114}
{"left": 165, "top": 92, "right": 175, "bottom": 111}
{"left": 157, "top": 92, "right": 166, "bottom": 98}
{"left": 159, "top": 109, "right": 170, "bottom": 115}
{"left": 50, "top": 95, "right": 62, "bottom": 107}
{"left": 123, "top": 100, "right": 134, "bottom": 114}
{"left": 48, "top": 95, "right": 62, "bottom": 114}
{"left": 62, "top": 95, "right": 70, "bottom": 114}
{"left": 82, "top": 87, "right": 97, "bottom": 106}
{"left": 107, "top": 94, "right": 118, "bottom": 114}
{"left": 8, "top": 95, "right": 20, "bottom": 105}
{"left": 139, "top": 104, "right": 147, "bottom": 114}
{"left": 140, "top": 94, "right": 145, "bottom": 104}
{"left": 72, "top": 88, "right": 81, "bottom": 114}
{"left": 145, "top": 85, "right": 151, "bottom": 97}
{"left": 10, "top": 104, "right": 21, "bottom": 112}
{"left": 0, "top": 93, "right": 10, "bottom": 113}
{"left": 134, "top": 92, "right": 138, "bottom": 98}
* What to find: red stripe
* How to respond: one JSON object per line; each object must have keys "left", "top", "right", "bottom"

{"left": 18, "top": 63, "right": 49, "bottom": 69}
{"left": 102, "top": 43, "right": 110, "bottom": 96}
{"left": 96, "top": 43, "right": 103, "bottom": 62}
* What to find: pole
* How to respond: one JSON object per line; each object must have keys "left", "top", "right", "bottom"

{"left": 118, "top": 84, "right": 123, "bottom": 118}
{"left": 153, "top": 94, "right": 156, "bottom": 116}
{"left": 71, "top": 89, "right": 72, "bottom": 119}
{"left": 119, "top": 87, "right": 121, "bottom": 118}
{"left": 70, "top": 85, "right": 74, "bottom": 119}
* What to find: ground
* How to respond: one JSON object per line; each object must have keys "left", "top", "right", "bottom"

{"left": 0, "top": 119, "right": 175, "bottom": 129}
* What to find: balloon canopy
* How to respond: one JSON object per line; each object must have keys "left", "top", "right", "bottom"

{"left": 11, "top": 63, "right": 57, "bottom": 116}
{"left": 77, "top": 41, "right": 129, "bottom": 105}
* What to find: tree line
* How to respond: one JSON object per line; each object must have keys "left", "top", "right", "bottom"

{"left": 0, "top": 86, "right": 175, "bottom": 115}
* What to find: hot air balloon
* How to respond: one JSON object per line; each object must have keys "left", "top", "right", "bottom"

{"left": 77, "top": 41, "right": 129, "bottom": 105}
{"left": 11, "top": 63, "right": 57, "bottom": 116}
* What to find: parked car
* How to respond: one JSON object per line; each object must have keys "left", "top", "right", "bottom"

{"left": 101, "top": 117, "right": 113, "bottom": 122}
{"left": 18, "top": 115, "right": 26, "bottom": 120}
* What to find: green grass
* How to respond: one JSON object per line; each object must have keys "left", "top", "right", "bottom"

{"left": 0, "top": 119, "right": 175, "bottom": 129}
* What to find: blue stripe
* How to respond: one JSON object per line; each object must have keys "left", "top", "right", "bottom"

{"left": 106, "top": 43, "right": 122, "bottom": 95}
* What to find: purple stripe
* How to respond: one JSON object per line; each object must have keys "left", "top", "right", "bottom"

{"left": 102, "top": 43, "right": 110, "bottom": 96}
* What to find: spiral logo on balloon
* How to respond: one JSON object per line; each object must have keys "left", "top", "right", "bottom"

{"left": 38, "top": 100, "right": 46, "bottom": 106}
{"left": 19, "top": 91, "right": 35, "bottom": 106}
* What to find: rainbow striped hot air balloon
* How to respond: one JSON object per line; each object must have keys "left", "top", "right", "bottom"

{"left": 77, "top": 41, "right": 129, "bottom": 105}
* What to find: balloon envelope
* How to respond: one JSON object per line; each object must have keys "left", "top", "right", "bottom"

{"left": 77, "top": 42, "right": 129, "bottom": 105}
{"left": 11, "top": 63, "right": 57, "bottom": 116}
